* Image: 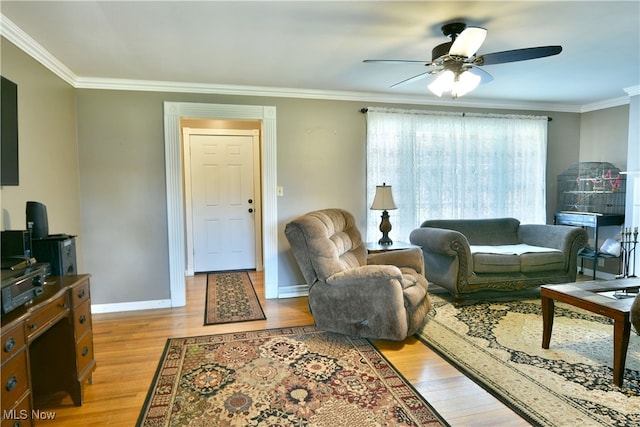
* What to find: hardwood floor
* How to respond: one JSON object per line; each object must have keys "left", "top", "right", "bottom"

{"left": 36, "top": 272, "right": 530, "bottom": 426}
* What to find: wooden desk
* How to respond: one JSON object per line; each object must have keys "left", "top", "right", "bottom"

{"left": 540, "top": 278, "right": 639, "bottom": 386}
{"left": 1, "top": 275, "right": 96, "bottom": 426}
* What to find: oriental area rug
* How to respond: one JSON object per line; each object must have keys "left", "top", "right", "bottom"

{"left": 137, "top": 326, "right": 448, "bottom": 426}
{"left": 204, "top": 272, "right": 266, "bottom": 325}
{"left": 416, "top": 294, "right": 640, "bottom": 427}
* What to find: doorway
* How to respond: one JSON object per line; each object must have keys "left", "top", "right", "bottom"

{"left": 183, "top": 128, "right": 263, "bottom": 273}
{"left": 163, "top": 102, "right": 278, "bottom": 306}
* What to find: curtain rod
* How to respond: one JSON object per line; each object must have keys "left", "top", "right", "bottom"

{"left": 360, "top": 107, "right": 552, "bottom": 121}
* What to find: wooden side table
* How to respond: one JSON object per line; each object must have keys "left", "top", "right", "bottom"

{"left": 366, "top": 241, "right": 420, "bottom": 254}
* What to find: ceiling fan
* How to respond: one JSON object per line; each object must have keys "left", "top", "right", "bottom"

{"left": 364, "top": 22, "right": 562, "bottom": 98}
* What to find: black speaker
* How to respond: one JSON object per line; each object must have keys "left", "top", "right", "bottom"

{"left": 26, "top": 201, "right": 49, "bottom": 239}
{"left": 32, "top": 235, "right": 76, "bottom": 275}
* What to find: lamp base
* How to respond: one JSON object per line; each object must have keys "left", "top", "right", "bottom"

{"left": 378, "top": 235, "right": 393, "bottom": 245}
{"left": 378, "top": 210, "right": 393, "bottom": 245}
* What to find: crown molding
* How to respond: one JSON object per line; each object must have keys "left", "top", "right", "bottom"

{"left": 1, "top": 14, "right": 634, "bottom": 115}
{"left": 624, "top": 85, "right": 640, "bottom": 97}
{"left": 1, "top": 14, "right": 77, "bottom": 86}
{"left": 74, "top": 76, "right": 584, "bottom": 113}
{"left": 580, "top": 95, "right": 632, "bottom": 113}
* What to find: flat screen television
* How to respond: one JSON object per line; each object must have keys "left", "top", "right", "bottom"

{"left": 1, "top": 76, "right": 19, "bottom": 186}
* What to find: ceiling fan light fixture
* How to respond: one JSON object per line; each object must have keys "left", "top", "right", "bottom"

{"left": 428, "top": 69, "right": 481, "bottom": 98}
{"left": 453, "top": 70, "right": 482, "bottom": 97}
{"left": 428, "top": 70, "right": 455, "bottom": 97}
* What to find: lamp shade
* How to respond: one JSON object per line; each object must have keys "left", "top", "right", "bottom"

{"left": 371, "top": 183, "right": 397, "bottom": 210}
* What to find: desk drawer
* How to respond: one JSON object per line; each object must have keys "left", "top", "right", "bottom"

{"left": 71, "top": 279, "right": 90, "bottom": 309}
{"left": 1, "top": 392, "right": 31, "bottom": 427}
{"left": 1, "top": 323, "right": 25, "bottom": 364}
{"left": 25, "top": 294, "right": 69, "bottom": 340}
{"left": 1, "top": 351, "right": 28, "bottom": 412}
{"left": 76, "top": 332, "right": 94, "bottom": 376}
{"left": 73, "top": 299, "right": 92, "bottom": 339}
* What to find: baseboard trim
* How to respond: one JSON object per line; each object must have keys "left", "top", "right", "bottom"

{"left": 277, "top": 284, "right": 309, "bottom": 299}
{"left": 578, "top": 268, "right": 617, "bottom": 281}
{"left": 91, "top": 299, "right": 172, "bottom": 314}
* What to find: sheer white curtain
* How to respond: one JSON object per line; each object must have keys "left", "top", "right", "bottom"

{"left": 366, "top": 108, "right": 548, "bottom": 243}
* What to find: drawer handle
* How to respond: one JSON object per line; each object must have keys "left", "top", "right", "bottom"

{"left": 79, "top": 315, "right": 87, "bottom": 324}
{"left": 4, "top": 337, "right": 15, "bottom": 352}
{"left": 29, "top": 323, "right": 38, "bottom": 330}
{"left": 6, "top": 375, "right": 18, "bottom": 392}
{"left": 78, "top": 289, "right": 86, "bottom": 299}
{"left": 82, "top": 346, "right": 89, "bottom": 357}
{"left": 60, "top": 302, "right": 68, "bottom": 309}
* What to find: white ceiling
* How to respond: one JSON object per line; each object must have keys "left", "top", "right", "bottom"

{"left": 2, "top": 1, "right": 639, "bottom": 112}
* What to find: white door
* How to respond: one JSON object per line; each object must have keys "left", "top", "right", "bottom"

{"left": 189, "top": 133, "right": 257, "bottom": 272}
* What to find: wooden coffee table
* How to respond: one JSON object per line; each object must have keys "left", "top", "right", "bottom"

{"left": 540, "top": 278, "right": 640, "bottom": 386}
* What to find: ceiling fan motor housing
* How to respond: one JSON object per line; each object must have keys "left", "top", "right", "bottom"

{"left": 441, "top": 22, "right": 467, "bottom": 37}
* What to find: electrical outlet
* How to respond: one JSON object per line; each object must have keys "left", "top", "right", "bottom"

{"left": 598, "top": 258, "right": 605, "bottom": 267}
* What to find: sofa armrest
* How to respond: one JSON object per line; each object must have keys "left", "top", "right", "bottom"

{"left": 409, "top": 228, "right": 471, "bottom": 257}
{"left": 518, "top": 224, "right": 588, "bottom": 253}
{"left": 409, "top": 227, "right": 473, "bottom": 292}
{"left": 367, "top": 247, "right": 425, "bottom": 275}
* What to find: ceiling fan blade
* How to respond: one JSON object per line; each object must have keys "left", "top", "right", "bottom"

{"left": 390, "top": 71, "right": 435, "bottom": 88}
{"left": 475, "top": 46, "right": 562, "bottom": 66}
{"left": 363, "top": 59, "right": 431, "bottom": 65}
{"left": 465, "top": 66, "right": 494, "bottom": 84}
{"left": 450, "top": 27, "right": 487, "bottom": 58}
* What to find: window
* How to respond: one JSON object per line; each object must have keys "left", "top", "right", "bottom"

{"left": 366, "top": 108, "right": 548, "bottom": 242}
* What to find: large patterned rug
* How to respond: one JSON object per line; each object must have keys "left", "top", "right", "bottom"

{"left": 137, "top": 326, "right": 448, "bottom": 426}
{"left": 416, "top": 293, "right": 640, "bottom": 427}
{"left": 204, "top": 272, "right": 266, "bottom": 325}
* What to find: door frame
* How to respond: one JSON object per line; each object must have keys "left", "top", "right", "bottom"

{"left": 182, "top": 127, "right": 263, "bottom": 275}
{"left": 163, "top": 102, "right": 278, "bottom": 306}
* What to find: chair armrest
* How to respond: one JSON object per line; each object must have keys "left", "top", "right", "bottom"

{"left": 324, "top": 265, "right": 406, "bottom": 307}
{"left": 326, "top": 264, "right": 403, "bottom": 287}
{"left": 367, "top": 247, "right": 425, "bottom": 275}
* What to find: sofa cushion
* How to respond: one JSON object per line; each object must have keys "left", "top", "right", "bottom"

{"left": 472, "top": 253, "right": 521, "bottom": 273}
{"left": 520, "top": 252, "right": 565, "bottom": 272}
{"left": 470, "top": 244, "right": 563, "bottom": 274}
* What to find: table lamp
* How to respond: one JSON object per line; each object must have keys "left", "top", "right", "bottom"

{"left": 371, "top": 183, "right": 397, "bottom": 245}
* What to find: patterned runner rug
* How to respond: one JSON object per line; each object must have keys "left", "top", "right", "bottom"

{"left": 137, "top": 326, "right": 448, "bottom": 426}
{"left": 416, "top": 294, "right": 640, "bottom": 427}
{"left": 204, "top": 271, "right": 266, "bottom": 325}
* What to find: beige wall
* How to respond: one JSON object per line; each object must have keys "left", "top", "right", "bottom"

{"left": 0, "top": 39, "right": 83, "bottom": 267}
{"left": 3, "top": 36, "right": 631, "bottom": 306}
{"left": 579, "top": 105, "right": 630, "bottom": 170}
{"left": 577, "top": 104, "right": 631, "bottom": 275}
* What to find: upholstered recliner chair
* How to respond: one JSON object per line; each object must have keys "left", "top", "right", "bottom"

{"left": 285, "top": 208, "right": 431, "bottom": 341}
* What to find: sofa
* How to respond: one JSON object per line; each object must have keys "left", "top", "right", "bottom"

{"left": 409, "top": 217, "right": 588, "bottom": 302}
{"left": 285, "top": 208, "right": 431, "bottom": 341}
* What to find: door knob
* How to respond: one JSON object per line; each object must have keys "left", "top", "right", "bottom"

{"left": 248, "top": 199, "right": 253, "bottom": 204}
{"left": 248, "top": 208, "right": 254, "bottom": 213}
